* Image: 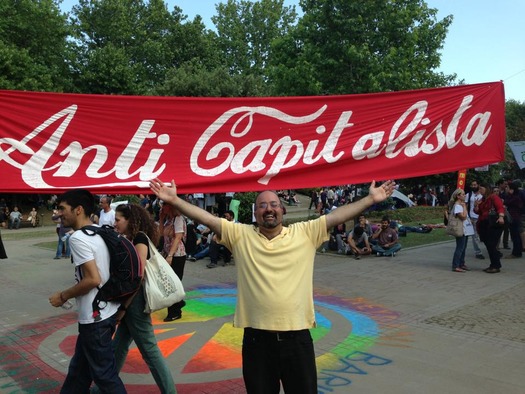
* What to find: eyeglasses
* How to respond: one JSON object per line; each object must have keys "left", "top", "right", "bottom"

{"left": 257, "top": 201, "right": 281, "bottom": 209}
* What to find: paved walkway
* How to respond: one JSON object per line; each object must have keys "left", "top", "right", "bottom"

{"left": 0, "top": 226, "right": 524, "bottom": 393}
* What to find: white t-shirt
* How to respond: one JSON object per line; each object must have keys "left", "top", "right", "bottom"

{"left": 467, "top": 192, "right": 482, "bottom": 219}
{"left": 98, "top": 209, "right": 115, "bottom": 226}
{"left": 70, "top": 228, "right": 119, "bottom": 324}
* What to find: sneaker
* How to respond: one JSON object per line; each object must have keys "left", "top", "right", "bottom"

{"left": 163, "top": 314, "right": 182, "bottom": 322}
{"left": 354, "top": 254, "right": 361, "bottom": 260}
{"left": 475, "top": 254, "right": 485, "bottom": 260}
{"left": 320, "top": 248, "right": 326, "bottom": 253}
{"left": 53, "top": 256, "right": 61, "bottom": 260}
{"left": 187, "top": 256, "right": 196, "bottom": 262}
{"left": 376, "top": 252, "right": 383, "bottom": 257}
{"left": 206, "top": 263, "right": 217, "bottom": 269}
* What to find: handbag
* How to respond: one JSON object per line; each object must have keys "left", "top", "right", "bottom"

{"left": 463, "top": 217, "right": 475, "bottom": 237}
{"left": 445, "top": 206, "right": 464, "bottom": 237}
{"left": 143, "top": 237, "right": 185, "bottom": 313}
{"left": 488, "top": 207, "right": 498, "bottom": 226}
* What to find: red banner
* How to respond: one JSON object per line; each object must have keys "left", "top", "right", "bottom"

{"left": 0, "top": 82, "right": 505, "bottom": 194}
{"left": 456, "top": 169, "right": 467, "bottom": 190}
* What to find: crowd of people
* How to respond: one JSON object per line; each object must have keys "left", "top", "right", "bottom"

{"left": 321, "top": 213, "right": 403, "bottom": 258}
{"left": 0, "top": 204, "right": 39, "bottom": 229}
{"left": 18, "top": 175, "right": 523, "bottom": 392}
{"left": 45, "top": 179, "right": 396, "bottom": 393}
{"left": 448, "top": 178, "right": 525, "bottom": 274}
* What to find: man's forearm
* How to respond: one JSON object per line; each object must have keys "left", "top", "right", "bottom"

{"left": 166, "top": 195, "right": 221, "bottom": 234}
{"left": 325, "top": 195, "right": 374, "bottom": 229}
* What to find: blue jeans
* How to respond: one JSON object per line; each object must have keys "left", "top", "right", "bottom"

{"left": 372, "top": 243, "right": 401, "bottom": 256}
{"left": 113, "top": 288, "right": 176, "bottom": 393}
{"left": 61, "top": 314, "right": 126, "bottom": 394}
{"left": 55, "top": 235, "right": 71, "bottom": 258}
{"left": 452, "top": 236, "right": 468, "bottom": 269}
{"left": 194, "top": 245, "right": 209, "bottom": 260}
{"left": 8, "top": 218, "right": 20, "bottom": 229}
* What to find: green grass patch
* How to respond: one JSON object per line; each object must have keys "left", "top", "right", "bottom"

{"left": 35, "top": 241, "right": 57, "bottom": 251}
{"left": 1, "top": 227, "right": 55, "bottom": 241}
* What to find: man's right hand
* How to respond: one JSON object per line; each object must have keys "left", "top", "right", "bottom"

{"left": 150, "top": 178, "right": 179, "bottom": 205}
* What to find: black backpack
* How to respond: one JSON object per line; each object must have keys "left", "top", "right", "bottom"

{"left": 81, "top": 225, "right": 142, "bottom": 321}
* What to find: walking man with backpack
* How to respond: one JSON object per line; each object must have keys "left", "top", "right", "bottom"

{"left": 49, "top": 189, "right": 127, "bottom": 394}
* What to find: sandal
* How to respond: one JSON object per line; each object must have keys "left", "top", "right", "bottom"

{"left": 452, "top": 267, "right": 466, "bottom": 272}
{"left": 460, "top": 265, "right": 470, "bottom": 271}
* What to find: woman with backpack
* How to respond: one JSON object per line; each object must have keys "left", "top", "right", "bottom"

{"left": 112, "top": 203, "right": 176, "bottom": 393}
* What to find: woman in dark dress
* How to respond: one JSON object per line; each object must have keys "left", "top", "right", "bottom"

{"left": 0, "top": 228, "right": 7, "bottom": 259}
{"left": 475, "top": 185, "right": 505, "bottom": 273}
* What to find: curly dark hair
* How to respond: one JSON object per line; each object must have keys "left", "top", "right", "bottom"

{"left": 115, "top": 203, "right": 159, "bottom": 246}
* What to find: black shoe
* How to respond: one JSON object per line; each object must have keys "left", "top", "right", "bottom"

{"left": 484, "top": 268, "right": 500, "bottom": 274}
{"left": 475, "top": 254, "right": 485, "bottom": 260}
{"left": 163, "top": 314, "right": 182, "bottom": 322}
{"left": 181, "top": 300, "right": 186, "bottom": 308}
{"left": 206, "top": 263, "right": 217, "bottom": 269}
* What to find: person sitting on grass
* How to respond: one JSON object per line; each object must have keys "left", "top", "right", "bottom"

{"left": 347, "top": 226, "right": 372, "bottom": 259}
{"left": 371, "top": 216, "right": 402, "bottom": 257}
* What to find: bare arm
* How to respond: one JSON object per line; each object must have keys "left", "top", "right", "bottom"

{"left": 49, "top": 260, "right": 101, "bottom": 307}
{"left": 325, "top": 180, "right": 395, "bottom": 230}
{"left": 457, "top": 203, "right": 468, "bottom": 220}
{"left": 149, "top": 179, "right": 222, "bottom": 236}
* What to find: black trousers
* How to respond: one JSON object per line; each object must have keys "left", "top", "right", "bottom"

{"left": 209, "top": 240, "right": 231, "bottom": 265}
{"left": 479, "top": 220, "right": 503, "bottom": 269}
{"left": 167, "top": 255, "right": 186, "bottom": 317}
{"left": 242, "top": 328, "right": 317, "bottom": 394}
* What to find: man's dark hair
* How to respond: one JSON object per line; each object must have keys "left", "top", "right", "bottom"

{"left": 353, "top": 226, "right": 364, "bottom": 237}
{"left": 381, "top": 215, "right": 390, "bottom": 223}
{"left": 509, "top": 181, "right": 521, "bottom": 192}
{"left": 225, "top": 210, "right": 235, "bottom": 219}
{"left": 58, "top": 189, "right": 95, "bottom": 217}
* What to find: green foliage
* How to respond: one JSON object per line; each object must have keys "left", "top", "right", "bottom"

{"left": 366, "top": 206, "right": 444, "bottom": 224}
{"left": 235, "top": 192, "right": 258, "bottom": 223}
{"left": 0, "top": 0, "right": 71, "bottom": 91}
{"left": 212, "top": 0, "right": 297, "bottom": 77}
{"left": 269, "top": 0, "right": 455, "bottom": 95}
{"left": 113, "top": 195, "right": 140, "bottom": 204}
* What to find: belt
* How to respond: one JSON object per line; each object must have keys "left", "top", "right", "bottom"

{"left": 244, "top": 327, "right": 309, "bottom": 342}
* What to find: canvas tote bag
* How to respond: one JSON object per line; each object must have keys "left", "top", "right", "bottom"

{"left": 445, "top": 205, "right": 464, "bottom": 237}
{"left": 143, "top": 237, "right": 185, "bottom": 313}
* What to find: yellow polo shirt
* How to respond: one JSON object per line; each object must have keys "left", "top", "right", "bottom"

{"left": 219, "top": 216, "right": 329, "bottom": 331}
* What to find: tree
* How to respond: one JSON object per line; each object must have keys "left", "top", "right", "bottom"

{"left": 0, "top": 0, "right": 71, "bottom": 91}
{"left": 69, "top": 0, "right": 217, "bottom": 95}
{"left": 501, "top": 99, "right": 525, "bottom": 181}
{"left": 269, "top": 0, "right": 456, "bottom": 96}
{"left": 212, "top": 0, "right": 298, "bottom": 96}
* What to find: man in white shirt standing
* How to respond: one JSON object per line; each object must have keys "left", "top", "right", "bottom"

{"left": 466, "top": 180, "right": 485, "bottom": 259}
{"left": 49, "top": 189, "right": 126, "bottom": 393}
{"left": 98, "top": 195, "right": 116, "bottom": 226}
